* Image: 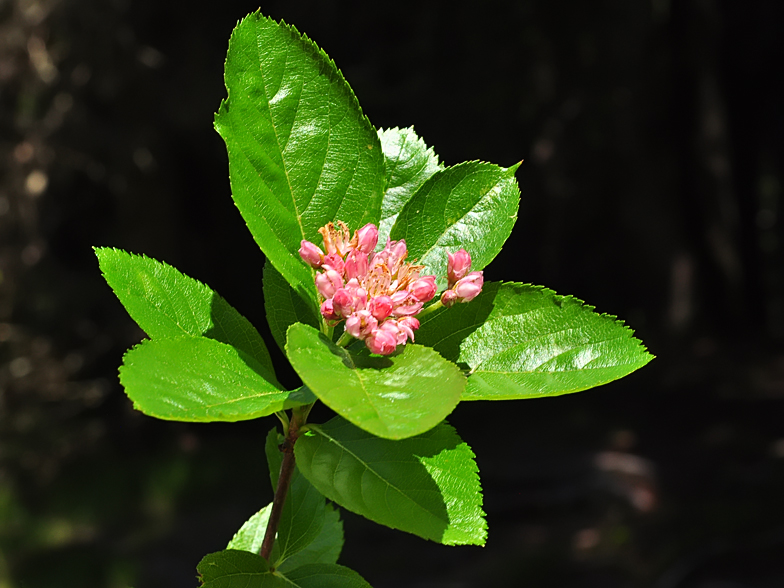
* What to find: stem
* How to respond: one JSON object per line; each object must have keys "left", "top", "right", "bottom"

{"left": 336, "top": 330, "right": 353, "bottom": 347}
{"left": 259, "top": 406, "right": 306, "bottom": 562}
{"left": 417, "top": 299, "right": 443, "bottom": 319}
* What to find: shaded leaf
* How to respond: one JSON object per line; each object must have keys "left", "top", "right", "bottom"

{"left": 198, "top": 552, "right": 369, "bottom": 588}
{"left": 296, "top": 416, "right": 486, "bottom": 545}
{"left": 377, "top": 126, "right": 442, "bottom": 243}
{"left": 263, "top": 260, "right": 320, "bottom": 352}
{"left": 389, "top": 161, "right": 520, "bottom": 290}
{"left": 416, "top": 282, "right": 654, "bottom": 400}
{"left": 278, "top": 505, "right": 343, "bottom": 573}
{"left": 119, "top": 337, "right": 314, "bottom": 422}
{"left": 215, "top": 12, "right": 385, "bottom": 299}
{"left": 285, "top": 323, "right": 464, "bottom": 439}
{"left": 95, "top": 247, "right": 274, "bottom": 374}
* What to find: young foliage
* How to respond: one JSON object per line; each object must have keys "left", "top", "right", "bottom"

{"left": 286, "top": 323, "right": 465, "bottom": 439}
{"left": 389, "top": 161, "right": 520, "bottom": 290}
{"left": 214, "top": 12, "right": 385, "bottom": 304}
{"left": 377, "top": 126, "right": 443, "bottom": 243}
{"left": 296, "top": 416, "right": 487, "bottom": 546}
{"left": 416, "top": 282, "right": 653, "bottom": 400}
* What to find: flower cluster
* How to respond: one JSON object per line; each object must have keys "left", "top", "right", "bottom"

{"left": 299, "top": 221, "right": 482, "bottom": 355}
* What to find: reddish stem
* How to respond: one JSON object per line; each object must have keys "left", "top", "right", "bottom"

{"left": 259, "top": 411, "right": 302, "bottom": 562}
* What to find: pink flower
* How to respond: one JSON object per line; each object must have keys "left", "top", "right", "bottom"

{"left": 408, "top": 276, "right": 437, "bottom": 303}
{"left": 315, "top": 269, "right": 343, "bottom": 299}
{"left": 447, "top": 249, "right": 472, "bottom": 286}
{"left": 398, "top": 316, "right": 420, "bottom": 342}
{"left": 322, "top": 253, "right": 345, "bottom": 274}
{"left": 368, "top": 295, "right": 393, "bottom": 321}
{"left": 331, "top": 288, "right": 354, "bottom": 318}
{"left": 299, "top": 240, "right": 324, "bottom": 268}
{"left": 454, "top": 271, "right": 483, "bottom": 302}
{"left": 365, "top": 327, "right": 397, "bottom": 355}
{"left": 346, "top": 310, "right": 377, "bottom": 340}
{"left": 320, "top": 299, "right": 339, "bottom": 322}
{"left": 344, "top": 250, "right": 368, "bottom": 281}
{"left": 353, "top": 223, "right": 379, "bottom": 254}
{"left": 440, "top": 289, "right": 458, "bottom": 308}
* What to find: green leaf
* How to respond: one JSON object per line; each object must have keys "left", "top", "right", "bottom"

{"left": 198, "top": 550, "right": 276, "bottom": 587}
{"left": 281, "top": 564, "right": 372, "bottom": 588}
{"left": 227, "top": 504, "right": 272, "bottom": 555}
{"left": 285, "top": 323, "right": 465, "bottom": 439}
{"left": 296, "top": 416, "right": 486, "bottom": 546}
{"left": 278, "top": 504, "right": 343, "bottom": 573}
{"left": 226, "top": 501, "right": 343, "bottom": 573}
{"left": 119, "top": 337, "right": 314, "bottom": 422}
{"left": 95, "top": 247, "right": 274, "bottom": 374}
{"left": 416, "top": 282, "right": 654, "bottom": 400}
{"left": 263, "top": 261, "right": 320, "bottom": 352}
{"left": 389, "top": 161, "right": 520, "bottom": 290}
{"left": 377, "top": 126, "right": 442, "bottom": 243}
{"left": 215, "top": 12, "right": 385, "bottom": 299}
{"left": 198, "top": 552, "right": 370, "bottom": 588}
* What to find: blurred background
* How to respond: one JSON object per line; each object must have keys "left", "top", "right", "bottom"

{"left": 1, "top": 0, "right": 783, "bottom": 586}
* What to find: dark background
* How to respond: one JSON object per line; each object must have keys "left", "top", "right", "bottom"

{"left": 2, "top": 0, "right": 783, "bottom": 586}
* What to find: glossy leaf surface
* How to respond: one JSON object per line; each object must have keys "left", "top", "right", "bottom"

{"left": 416, "top": 282, "right": 654, "bottom": 400}
{"left": 286, "top": 323, "right": 464, "bottom": 439}
{"left": 96, "top": 247, "right": 274, "bottom": 373}
{"left": 296, "top": 416, "right": 486, "bottom": 545}
{"left": 198, "top": 551, "right": 370, "bottom": 588}
{"left": 119, "top": 337, "right": 314, "bottom": 421}
{"left": 263, "top": 261, "right": 320, "bottom": 352}
{"left": 377, "top": 126, "right": 442, "bottom": 243}
{"left": 390, "top": 161, "right": 520, "bottom": 290}
{"left": 215, "top": 12, "right": 385, "bottom": 299}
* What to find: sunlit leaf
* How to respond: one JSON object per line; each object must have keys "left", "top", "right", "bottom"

{"left": 285, "top": 323, "right": 464, "bottom": 439}
{"left": 96, "top": 247, "right": 274, "bottom": 374}
{"left": 377, "top": 126, "right": 442, "bottom": 243}
{"left": 389, "top": 161, "right": 520, "bottom": 290}
{"left": 215, "top": 12, "right": 385, "bottom": 299}
{"left": 119, "top": 337, "right": 314, "bottom": 421}
{"left": 416, "top": 282, "right": 654, "bottom": 400}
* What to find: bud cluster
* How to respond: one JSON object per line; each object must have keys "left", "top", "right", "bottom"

{"left": 440, "top": 249, "right": 484, "bottom": 307}
{"left": 299, "top": 221, "right": 482, "bottom": 355}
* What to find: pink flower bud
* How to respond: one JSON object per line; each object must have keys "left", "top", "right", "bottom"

{"left": 398, "top": 316, "right": 420, "bottom": 342}
{"left": 368, "top": 295, "right": 393, "bottom": 321}
{"left": 454, "top": 271, "right": 483, "bottom": 302}
{"left": 365, "top": 327, "right": 398, "bottom": 355}
{"left": 344, "top": 250, "right": 368, "bottom": 281}
{"left": 441, "top": 289, "right": 458, "bottom": 308}
{"left": 447, "top": 249, "right": 472, "bottom": 286}
{"left": 345, "top": 310, "right": 377, "bottom": 340}
{"left": 408, "top": 276, "right": 437, "bottom": 303}
{"left": 322, "top": 253, "right": 345, "bottom": 274}
{"left": 354, "top": 223, "right": 379, "bottom": 254}
{"left": 315, "top": 269, "right": 343, "bottom": 299}
{"left": 332, "top": 288, "right": 354, "bottom": 318}
{"left": 320, "top": 299, "right": 339, "bottom": 322}
{"left": 299, "top": 240, "right": 324, "bottom": 268}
